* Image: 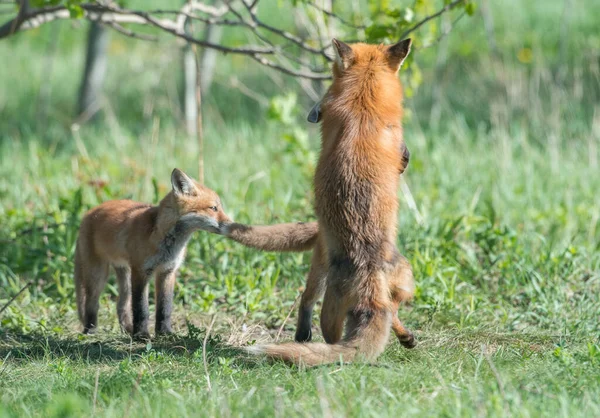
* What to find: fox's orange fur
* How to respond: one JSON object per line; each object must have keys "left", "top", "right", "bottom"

{"left": 74, "top": 169, "right": 230, "bottom": 339}
{"left": 242, "top": 39, "right": 416, "bottom": 365}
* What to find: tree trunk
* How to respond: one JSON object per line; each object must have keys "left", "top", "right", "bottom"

{"left": 77, "top": 22, "right": 109, "bottom": 121}
{"left": 199, "top": 23, "right": 222, "bottom": 96}
{"left": 182, "top": 21, "right": 222, "bottom": 135}
{"left": 182, "top": 39, "right": 198, "bottom": 136}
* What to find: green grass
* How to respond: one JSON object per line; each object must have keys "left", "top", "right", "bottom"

{"left": 1, "top": 0, "right": 600, "bottom": 416}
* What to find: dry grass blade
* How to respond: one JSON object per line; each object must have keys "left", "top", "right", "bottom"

{"left": 0, "top": 281, "right": 32, "bottom": 317}
{"left": 203, "top": 315, "right": 217, "bottom": 392}
{"left": 275, "top": 292, "right": 301, "bottom": 342}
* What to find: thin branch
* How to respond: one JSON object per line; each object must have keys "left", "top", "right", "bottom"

{"left": 250, "top": 53, "right": 330, "bottom": 80}
{"left": 419, "top": 11, "right": 466, "bottom": 50}
{"left": 102, "top": 21, "right": 158, "bottom": 41}
{"left": 0, "top": 4, "right": 274, "bottom": 54}
{"left": 305, "top": 1, "right": 366, "bottom": 30}
{"left": 150, "top": 11, "right": 246, "bottom": 27}
{"left": 401, "top": 0, "right": 465, "bottom": 39}
{"left": 241, "top": 0, "right": 328, "bottom": 58}
{"left": 0, "top": 0, "right": 465, "bottom": 80}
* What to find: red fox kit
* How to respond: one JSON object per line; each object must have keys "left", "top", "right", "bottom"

{"left": 229, "top": 38, "right": 416, "bottom": 365}
{"left": 74, "top": 168, "right": 230, "bottom": 339}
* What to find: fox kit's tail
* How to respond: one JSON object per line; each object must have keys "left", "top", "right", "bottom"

{"left": 224, "top": 222, "right": 318, "bottom": 252}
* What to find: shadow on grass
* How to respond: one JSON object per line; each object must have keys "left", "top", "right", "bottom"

{"left": 0, "top": 329, "right": 256, "bottom": 367}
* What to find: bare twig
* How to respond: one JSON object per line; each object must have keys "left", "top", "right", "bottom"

{"left": 0, "top": 0, "right": 464, "bottom": 80}
{"left": 401, "top": 0, "right": 465, "bottom": 39}
{"left": 250, "top": 53, "right": 330, "bottom": 80}
{"left": 102, "top": 21, "right": 158, "bottom": 41}
{"left": 305, "top": 1, "right": 366, "bottom": 30}
{"left": 241, "top": 0, "right": 329, "bottom": 58}
{"left": 0, "top": 281, "right": 32, "bottom": 316}
{"left": 419, "top": 11, "right": 466, "bottom": 50}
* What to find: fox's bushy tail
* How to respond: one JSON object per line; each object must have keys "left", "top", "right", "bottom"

{"left": 248, "top": 305, "right": 392, "bottom": 366}
{"left": 224, "top": 222, "right": 318, "bottom": 252}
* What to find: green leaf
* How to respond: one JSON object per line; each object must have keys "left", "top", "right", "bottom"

{"left": 365, "top": 23, "right": 393, "bottom": 43}
{"left": 465, "top": 2, "right": 477, "bottom": 16}
{"left": 66, "top": 3, "right": 84, "bottom": 19}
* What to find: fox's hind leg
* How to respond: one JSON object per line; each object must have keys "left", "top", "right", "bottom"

{"left": 78, "top": 256, "right": 110, "bottom": 335}
{"left": 295, "top": 238, "right": 327, "bottom": 342}
{"left": 388, "top": 254, "right": 416, "bottom": 348}
{"left": 115, "top": 266, "right": 133, "bottom": 334}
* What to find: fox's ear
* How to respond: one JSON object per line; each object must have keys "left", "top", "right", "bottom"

{"left": 171, "top": 168, "right": 195, "bottom": 196}
{"left": 387, "top": 38, "right": 412, "bottom": 72}
{"left": 332, "top": 38, "right": 354, "bottom": 70}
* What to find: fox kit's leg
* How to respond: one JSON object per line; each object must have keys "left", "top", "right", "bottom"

{"left": 155, "top": 270, "right": 177, "bottom": 335}
{"left": 115, "top": 266, "right": 133, "bottom": 334}
{"left": 131, "top": 268, "right": 151, "bottom": 340}
{"left": 388, "top": 254, "right": 416, "bottom": 348}
{"left": 79, "top": 257, "right": 110, "bottom": 334}
{"left": 295, "top": 237, "right": 327, "bottom": 342}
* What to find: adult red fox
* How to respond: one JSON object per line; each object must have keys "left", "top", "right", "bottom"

{"left": 74, "top": 168, "right": 231, "bottom": 339}
{"left": 226, "top": 38, "right": 416, "bottom": 365}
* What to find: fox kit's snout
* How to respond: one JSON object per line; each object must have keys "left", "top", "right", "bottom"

{"left": 170, "top": 168, "right": 231, "bottom": 233}
{"left": 74, "top": 168, "right": 229, "bottom": 339}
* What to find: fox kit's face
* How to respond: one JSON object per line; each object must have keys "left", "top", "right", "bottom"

{"left": 171, "top": 169, "right": 231, "bottom": 233}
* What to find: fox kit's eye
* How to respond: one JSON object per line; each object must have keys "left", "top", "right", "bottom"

{"left": 210, "top": 206, "right": 218, "bottom": 212}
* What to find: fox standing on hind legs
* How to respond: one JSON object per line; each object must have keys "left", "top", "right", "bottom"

{"left": 74, "top": 169, "right": 230, "bottom": 339}
{"left": 234, "top": 38, "right": 416, "bottom": 366}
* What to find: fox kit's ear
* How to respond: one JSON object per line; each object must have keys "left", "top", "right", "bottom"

{"left": 171, "top": 168, "right": 195, "bottom": 196}
{"left": 332, "top": 38, "right": 354, "bottom": 70}
{"left": 387, "top": 38, "right": 412, "bottom": 72}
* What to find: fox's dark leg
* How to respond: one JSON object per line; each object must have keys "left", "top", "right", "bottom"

{"left": 155, "top": 270, "right": 177, "bottom": 335}
{"left": 388, "top": 254, "right": 416, "bottom": 348}
{"left": 115, "top": 266, "right": 133, "bottom": 334}
{"left": 80, "top": 258, "right": 110, "bottom": 335}
{"left": 131, "top": 268, "right": 151, "bottom": 340}
{"left": 295, "top": 238, "right": 327, "bottom": 342}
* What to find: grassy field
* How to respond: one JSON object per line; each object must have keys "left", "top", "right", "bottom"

{"left": 1, "top": 0, "right": 600, "bottom": 416}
